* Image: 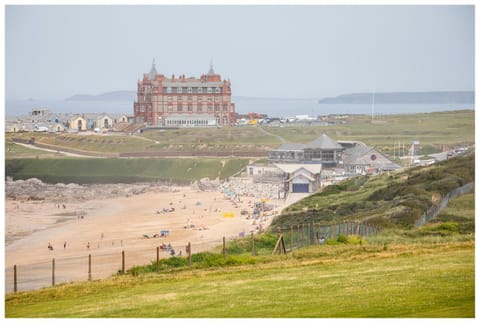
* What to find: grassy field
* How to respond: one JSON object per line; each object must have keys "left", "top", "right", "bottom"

{"left": 5, "top": 158, "right": 250, "bottom": 184}
{"left": 5, "top": 239, "right": 474, "bottom": 318}
{"left": 265, "top": 110, "right": 474, "bottom": 155}
{"left": 5, "top": 110, "right": 474, "bottom": 156}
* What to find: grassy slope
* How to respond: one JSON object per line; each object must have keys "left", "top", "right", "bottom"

{"left": 5, "top": 158, "right": 250, "bottom": 184}
{"left": 274, "top": 153, "right": 474, "bottom": 229}
{"left": 5, "top": 241, "right": 474, "bottom": 318}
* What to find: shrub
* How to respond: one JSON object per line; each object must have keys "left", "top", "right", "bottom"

{"left": 337, "top": 234, "right": 348, "bottom": 244}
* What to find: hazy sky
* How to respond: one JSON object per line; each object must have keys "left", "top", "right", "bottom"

{"left": 5, "top": 5, "right": 475, "bottom": 100}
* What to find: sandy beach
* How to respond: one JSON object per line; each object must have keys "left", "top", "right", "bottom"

{"left": 5, "top": 185, "right": 287, "bottom": 292}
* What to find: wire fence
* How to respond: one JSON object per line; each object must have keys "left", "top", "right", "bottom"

{"left": 414, "top": 181, "right": 474, "bottom": 227}
{"left": 272, "top": 222, "right": 380, "bottom": 253}
{"left": 5, "top": 238, "right": 224, "bottom": 294}
{"left": 5, "top": 221, "right": 379, "bottom": 294}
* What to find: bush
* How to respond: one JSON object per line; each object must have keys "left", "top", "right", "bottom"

{"left": 337, "top": 234, "right": 348, "bottom": 244}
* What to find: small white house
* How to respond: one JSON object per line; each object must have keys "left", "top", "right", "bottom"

{"left": 69, "top": 116, "right": 88, "bottom": 131}
{"left": 274, "top": 163, "right": 322, "bottom": 193}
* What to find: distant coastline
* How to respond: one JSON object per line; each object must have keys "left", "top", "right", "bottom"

{"left": 318, "top": 91, "right": 475, "bottom": 104}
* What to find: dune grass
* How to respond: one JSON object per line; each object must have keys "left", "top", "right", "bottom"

{"left": 5, "top": 240, "right": 474, "bottom": 318}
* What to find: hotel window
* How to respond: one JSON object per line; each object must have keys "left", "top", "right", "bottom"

{"left": 140, "top": 106, "right": 145, "bottom": 112}
{"left": 177, "top": 104, "right": 183, "bottom": 112}
{"left": 197, "top": 106, "right": 203, "bottom": 112}
{"left": 188, "top": 96, "right": 193, "bottom": 101}
{"left": 167, "top": 106, "right": 173, "bottom": 112}
{"left": 207, "top": 97, "right": 213, "bottom": 102}
{"left": 178, "top": 96, "right": 182, "bottom": 101}
{"left": 167, "top": 87, "right": 172, "bottom": 93}
{"left": 197, "top": 87, "right": 202, "bottom": 94}
{"left": 215, "top": 87, "right": 221, "bottom": 93}
{"left": 223, "top": 116, "right": 228, "bottom": 124}
{"left": 215, "top": 96, "right": 220, "bottom": 102}
{"left": 187, "top": 87, "right": 193, "bottom": 93}
{"left": 188, "top": 105, "right": 193, "bottom": 112}
{"left": 223, "top": 105, "right": 228, "bottom": 112}
{"left": 214, "top": 105, "right": 220, "bottom": 112}
{"left": 207, "top": 87, "right": 213, "bottom": 93}
{"left": 208, "top": 106, "right": 213, "bottom": 112}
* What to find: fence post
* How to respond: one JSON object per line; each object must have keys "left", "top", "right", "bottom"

{"left": 88, "top": 254, "right": 92, "bottom": 281}
{"left": 121, "top": 250, "right": 125, "bottom": 274}
{"left": 13, "top": 265, "right": 17, "bottom": 293}
{"left": 223, "top": 236, "right": 226, "bottom": 258}
{"left": 301, "top": 224, "right": 304, "bottom": 247}
{"left": 296, "top": 224, "right": 300, "bottom": 248}
{"left": 156, "top": 247, "right": 160, "bottom": 272}
{"left": 251, "top": 233, "right": 255, "bottom": 256}
{"left": 307, "top": 223, "right": 311, "bottom": 246}
{"left": 52, "top": 258, "right": 55, "bottom": 287}
{"left": 188, "top": 242, "right": 192, "bottom": 266}
{"left": 290, "top": 225, "right": 293, "bottom": 251}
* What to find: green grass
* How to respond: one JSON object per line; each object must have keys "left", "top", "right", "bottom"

{"left": 265, "top": 110, "right": 474, "bottom": 156}
{"left": 5, "top": 240, "right": 474, "bottom": 318}
{"left": 5, "top": 158, "right": 250, "bottom": 184}
{"left": 6, "top": 110, "right": 474, "bottom": 156}
{"left": 274, "top": 152, "right": 474, "bottom": 229}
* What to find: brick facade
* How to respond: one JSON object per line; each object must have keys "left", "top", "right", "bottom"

{"left": 134, "top": 61, "right": 235, "bottom": 126}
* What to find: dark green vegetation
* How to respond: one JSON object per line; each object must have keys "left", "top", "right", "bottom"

{"left": 274, "top": 153, "right": 474, "bottom": 229}
{"left": 5, "top": 158, "right": 249, "bottom": 184}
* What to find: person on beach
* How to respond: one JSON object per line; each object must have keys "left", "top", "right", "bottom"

{"left": 87, "top": 242, "right": 90, "bottom": 249}
{"left": 64, "top": 241, "right": 67, "bottom": 249}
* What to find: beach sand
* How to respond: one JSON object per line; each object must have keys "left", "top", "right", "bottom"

{"left": 5, "top": 187, "right": 287, "bottom": 292}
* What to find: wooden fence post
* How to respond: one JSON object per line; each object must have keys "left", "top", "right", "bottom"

{"left": 290, "top": 225, "right": 293, "bottom": 252}
{"left": 88, "top": 254, "right": 92, "bottom": 281}
{"left": 223, "top": 236, "right": 226, "bottom": 258}
{"left": 52, "top": 258, "right": 55, "bottom": 287}
{"left": 121, "top": 250, "right": 125, "bottom": 274}
{"left": 188, "top": 242, "right": 192, "bottom": 266}
{"left": 251, "top": 233, "right": 255, "bottom": 256}
{"left": 301, "top": 224, "right": 304, "bottom": 247}
{"left": 296, "top": 224, "right": 300, "bottom": 248}
{"left": 307, "top": 223, "right": 310, "bottom": 246}
{"left": 13, "top": 265, "right": 17, "bottom": 293}
{"left": 156, "top": 247, "right": 160, "bottom": 272}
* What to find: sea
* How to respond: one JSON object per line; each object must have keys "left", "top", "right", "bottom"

{"left": 5, "top": 98, "right": 474, "bottom": 118}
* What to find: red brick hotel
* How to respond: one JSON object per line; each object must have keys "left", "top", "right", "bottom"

{"left": 134, "top": 60, "right": 235, "bottom": 127}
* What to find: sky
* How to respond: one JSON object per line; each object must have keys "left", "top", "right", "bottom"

{"left": 5, "top": 5, "right": 475, "bottom": 100}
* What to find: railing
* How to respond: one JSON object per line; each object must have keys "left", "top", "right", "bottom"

{"left": 415, "top": 182, "right": 474, "bottom": 227}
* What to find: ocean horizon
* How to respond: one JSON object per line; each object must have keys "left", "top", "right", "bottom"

{"left": 5, "top": 98, "right": 474, "bottom": 119}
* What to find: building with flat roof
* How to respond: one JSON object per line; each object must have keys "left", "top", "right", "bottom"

{"left": 268, "top": 134, "right": 344, "bottom": 167}
{"left": 134, "top": 60, "right": 235, "bottom": 126}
